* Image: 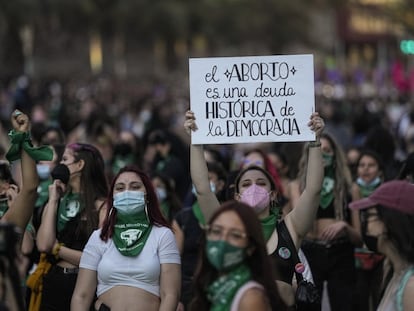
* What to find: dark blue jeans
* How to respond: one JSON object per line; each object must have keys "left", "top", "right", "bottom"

{"left": 302, "top": 239, "right": 356, "bottom": 311}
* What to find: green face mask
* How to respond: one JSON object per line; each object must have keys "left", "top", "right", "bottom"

{"left": 206, "top": 240, "right": 246, "bottom": 271}
{"left": 322, "top": 153, "right": 334, "bottom": 167}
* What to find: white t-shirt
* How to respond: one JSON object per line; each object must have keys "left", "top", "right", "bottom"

{"left": 80, "top": 226, "right": 181, "bottom": 297}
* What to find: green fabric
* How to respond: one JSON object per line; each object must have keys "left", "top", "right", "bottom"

{"left": 357, "top": 177, "right": 381, "bottom": 198}
{"left": 396, "top": 267, "right": 414, "bottom": 311}
{"left": 206, "top": 240, "right": 246, "bottom": 271}
{"left": 111, "top": 154, "right": 134, "bottom": 175}
{"left": 0, "top": 199, "right": 8, "bottom": 218}
{"left": 320, "top": 166, "right": 335, "bottom": 209}
{"left": 260, "top": 206, "right": 279, "bottom": 241}
{"left": 160, "top": 201, "right": 170, "bottom": 221}
{"left": 56, "top": 192, "right": 82, "bottom": 232}
{"left": 206, "top": 264, "right": 251, "bottom": 311}
{"left": 113, "top": 210, "right": 152, "bottom": 256}
{"left": 192, "top": 201, "right": 206, "bottom": 227}
{"left": 6, "top": 130, "right": 53, "bottom": 162}
{"left": 35, "top": 180, "right": 52, "bottom": 208}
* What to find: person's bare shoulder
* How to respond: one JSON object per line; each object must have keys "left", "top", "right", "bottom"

{"left": 238, "top": 287, "right": 271, "bottom": 311}
{"left": 403, "top": 275, "right": 414, "bottom": 310}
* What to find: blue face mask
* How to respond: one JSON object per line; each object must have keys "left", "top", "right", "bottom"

{"left": 36, "top": 164, "right": 51, "bottom": 180}
{"left": 357, "top": 176, "right": 381, "bottom": 187}
{"left": 113, "top": 190, "right": 146, "bottom": 215}
{"left": 156, "top": 187, "right": 167, "bottom": 202}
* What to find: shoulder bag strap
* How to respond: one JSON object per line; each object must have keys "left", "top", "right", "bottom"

{"left": 277, "top": 220, "right": 304, "bottom": 282}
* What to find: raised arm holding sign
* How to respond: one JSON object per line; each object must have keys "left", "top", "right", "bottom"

{"left": 189, "top": 54, "right": 315, "bottom": 145}
{"left": 185, "top": 108, "right": 324, "bottom": 307}
{"left": 186, "top": 54, "right": 324, "bottom": 308}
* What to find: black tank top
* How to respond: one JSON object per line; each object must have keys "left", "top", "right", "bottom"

{"left": 271, "top": 220, "right": 296, "bottom": 284}
{"left": 316, "top": 200, "right": 336, "bottom": 219}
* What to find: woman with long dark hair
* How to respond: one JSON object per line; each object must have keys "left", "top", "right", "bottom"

{"left": 350, "top": 180, "right": 414, "bottom": 311}
{"left": 185, "top": 110, "right": 325, "bottom": 307}
{"left": 71, "top": 165, "right": 181, "bottom": 311}
{"left": 189, "top": 200, "right": 287, "bottom": 311}
{"left": 36, "top": 142, "right": 109, "bottom": 311}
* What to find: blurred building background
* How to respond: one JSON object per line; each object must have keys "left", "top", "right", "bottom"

{"left": 0, "top": 0, "right": 413, "bottom": 170}
{"left": 0, "top": 0, "right": 413, "bottom": 80}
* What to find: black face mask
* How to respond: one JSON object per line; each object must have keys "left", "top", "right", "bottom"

{"left": 361, "top": 212, "right": 379, "bottom": 253}
{"left": 362, "top": 233, "right": 379, "bottom": 253}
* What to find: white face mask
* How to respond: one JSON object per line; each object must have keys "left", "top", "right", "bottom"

{"left": 192, "top": 181, "right": 216, "bottom": 196}
{"left": 156, "top": 187, "right": 167, "bottom": 202}
{"left": 36, "top": 164, "right": 51, "bottom": 180}
{"left": 113, "top": 190, "right": 146, "bottom": 214}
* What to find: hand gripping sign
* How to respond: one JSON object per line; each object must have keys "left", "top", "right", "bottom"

{"left": 189, "top": 54, "right": 315, "bottom": 145}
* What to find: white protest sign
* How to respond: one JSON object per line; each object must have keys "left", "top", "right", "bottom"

{"left": 189, "top": 54, "right": 315, "bottom": 144}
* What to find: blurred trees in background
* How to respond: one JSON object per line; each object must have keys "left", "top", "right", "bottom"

{"left": 0, "top": 0, "right": 411, "bottom": 77}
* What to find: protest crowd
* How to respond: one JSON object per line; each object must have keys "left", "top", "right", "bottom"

{"left": 0, "top": 55, "right": 414, "bottom": 311}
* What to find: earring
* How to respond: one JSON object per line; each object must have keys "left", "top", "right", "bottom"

{"left": 108, "top": 207, "right": 115, "bottom": 219}
{"left": 144, "top": 204, "right": 150, "bottom": 222}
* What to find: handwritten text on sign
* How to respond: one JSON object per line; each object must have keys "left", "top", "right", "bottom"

{"left": 189, "top": 54, "right": 315, "bottom": 144}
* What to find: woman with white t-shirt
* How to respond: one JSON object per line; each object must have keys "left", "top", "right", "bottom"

{"left": 71, "top": 165, "right": 181, "bottom": 311}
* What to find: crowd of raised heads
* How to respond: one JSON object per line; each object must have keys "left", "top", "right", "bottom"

{"left": 0, "top": 69, "right": 413, "bottom": 311}
{"left": 1, "top": 72, "right": 414, "bottom": 174}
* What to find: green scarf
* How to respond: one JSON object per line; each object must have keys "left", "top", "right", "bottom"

{"left": 206, "top": 264, "right": 251, "bottom": 311}
{"left": 192, "top": 201, "right": 206, "bottom": 227}
{"left": 36, "top": 180, "right": 52, "bottom": 208}
{"left": 113, "top": 210, "right": 152, "bottom": 257}
{"left": 260, "top": 206, "right": 279, "bottom": 241}
{"left": 6, "top": 130, "right": 53, "bottom": 162}
{"left": 57, "top": 192, "right": 82, "bottom": 232}
{"left": 320, "top": 166, "right": 335, "bottom": 209}
{"left": 0, "top": 199, "right": 8, "bottom": 218}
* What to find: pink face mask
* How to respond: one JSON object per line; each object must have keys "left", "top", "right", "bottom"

{"left": 239, "top": 184, "right": 270, "bottom": 213}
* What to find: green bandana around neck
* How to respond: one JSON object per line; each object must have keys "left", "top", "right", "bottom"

{"left": 6, "top": 130, "right": 53, "bottom": 162}
{"left": 192, "top": 201, "right": 206, "bottom": 227}
{"left": 260, "top": 206, "right": 279, "bottom": 241}
{"left": 320, "top": 167, "right": 335, "bottom": 209}
{"left": 0, "top": 199, "right": 8, "bottom": 218}
{"left": 357, "top": 177, "right": 381, "bottom": 198}
{"left": 206, "top": 264, "right": 251, "bottom": 311}
{"left": 57, "top": 192, "right": 82, "bottom": 232}
{"left": 113, "top": 210, "right": 152, "bottom": 256}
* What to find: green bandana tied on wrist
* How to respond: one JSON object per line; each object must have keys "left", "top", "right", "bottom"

{"left": 260, "top": 206, "right": 279, "bottom": 241}
{"left": 206, "top": 264, "right": 251, "bottom": 311}
{"left": 113, "top": 210, "right": 152, "bottom": 256}
{"left": 57, "top": 192, "right": 82, "bottom": 232}
{"left": 6, "top": 130, "right": 53, "bottom": 162}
